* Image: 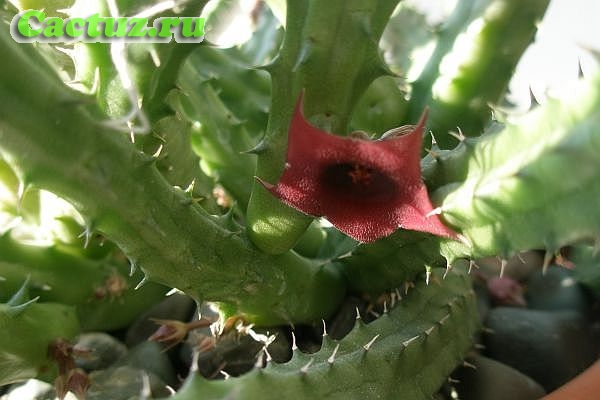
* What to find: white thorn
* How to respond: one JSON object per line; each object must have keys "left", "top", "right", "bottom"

{"left": 517, "top": 253, "right": 526, "bottom": 264}
{"left": 300, "top": 358, "right": 314, "bottom": 373}
{"left": 448, "top": 377, "right": 461, "bottom": 384}
{"left": 438, "top": 313, "right": 451, "bottom": 325}
{"left": 542, "top": 251, "right": 553, "bottom": 274}
{"left": 77, "top": 226, "right": 92, "bottom": 249}
{"left": 190, "top": 350, "right": 200, "bottom": 373}
{"left": 355, "top": 307, "right": 362, "bottom": 320}
{"left": 425, "top": 325, "right": 435, "bottom": 336}
{"left": 129, "top": 261, "right": 137, "bottom": 277}
{"left": 152, "top": 144, "right": 164, "bottom": 158}
{"left": 369, "top": 310, "right": 380, "bottom": 318}
{"left": 468, "top": 260, "right": 478, "bottom": 274}
{"left": 165, "top": 287, "right": 181, "bottom": 296}
{"left": 291, "top": 332, "right": 298, "bottom": 351}
{"left": 425, "top": 207, "right": 443, "bottom": 218}
{"left": 255, "top": 349, "right": 265, "bottom": 368}
{"left": 149, "top": 48, "right": 161, "bottom": 67}
{"left": 443, "top": 263, "right": 452, "bottom": 279}
{"left": 463, "top": 361, "right": 477, "bottom": 370}
{"left": 448, "top": 127, "right": 465, "bottom": 141}
{"left": 425, "top": 267, "right": 431, "bottom": 285}
{"left": 220, "top": 370, "right": 231, "bottom": 380}
{"left": 499, "top": 259, "right": 507, "bottom": 278}
{"left": 430, "top": 131, "right": 438, "bottom": 146}
{"left": 328, "top": 344, "right": 340, "bottom": 364}
{"left": 383, "top": 301, "right": 388, "bottom": 314}
{"left": 402, "top": 335, "right": 420, "bottom": 347}
{"left": 322, "top": 319, "right": 328, "bottom": 337}
{"left": 395, "top": 288, "right": 402, "bottom": 301}
{"left": 185, "top": 179, "right": 196, "bottom": 194}
{"left": 134, "top": 276, "right": 148, "bottom": 290}
{"left": 363, "top": 334, "right": 380, "bottom": 351}
{"left": 263, "top": 346, "right": 273, "bottom": 362}
{"left": 164, "top": 386, "right": 176, "bottom": 396}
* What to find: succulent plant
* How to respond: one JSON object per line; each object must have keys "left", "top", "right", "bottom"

{"left": 1, "top": 0, "right": 598, "bottom": 398}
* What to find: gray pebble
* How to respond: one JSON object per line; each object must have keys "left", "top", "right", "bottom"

{"left": 87, "top": 366, "right": 170, "bottom": 400}
{"left": 75, "top": 333, "right": 128, "bottom": 371}
{"left": 485, "top": 307, "right": 596, "bottom": 391}
{"left": 453, "top": 355, "right": 546, "bottom": 400}
{"left": 526, "top": 266, "right": 588, "bottom": 313}
{"left": 114, "top": 341, "right": 177, "bottom": 387}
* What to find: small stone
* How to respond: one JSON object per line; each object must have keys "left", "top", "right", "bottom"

{"left": 86, "top": 366, "right": 170, "bottom": 400}
{"left": 526, "top": 266, "right": 588, "bottom": 313}
{"left": 485, "top": 307, "right": 596, "bottom": 391}
{"left": 74, "top": 333, "right": 128, "bottom": 371}
{"left": 453, "top": 355, "right": 546, "bottom": 400}
{"left": 114, "top": 341, "right": 177, "bottom": 387}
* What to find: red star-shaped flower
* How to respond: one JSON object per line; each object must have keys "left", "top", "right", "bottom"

{"left": 257, "top": 94, "right": 458, "bottom": 243}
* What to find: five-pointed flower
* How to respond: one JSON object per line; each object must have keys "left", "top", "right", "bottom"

{"left": 257, "top": 94, "right": 458, "bottom": 243}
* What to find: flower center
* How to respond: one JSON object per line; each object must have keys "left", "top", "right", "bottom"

{"left": 321, "top": 163, "right": 396, "bottom": 202}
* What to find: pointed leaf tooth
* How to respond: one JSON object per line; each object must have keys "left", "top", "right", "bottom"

{"left": 220, "top": 370, "right": 231, "bottom": 380}
{"left": 395, "top": 288, "right": 403, "bottom": 302}
{"left": 447, "top": 127, "right": 466, "bottom": 142}
{"left": 468, "top": 260, "right": 478, "bottom": 274}
{"left": 152, "top": 144, "right": 164, "bottom": 159}
{"left": 255, "top": 349, "right": 266, "bottom": 368}
{"left": 135, "top": 276, "right": 148, "bottom": 290}
{"left": 300, "top": 358, "right": 314, "bottom": 374}
{"left": 542, "top": 250, "right": 553, "bottom": 274}
{"left": 7, "top": 277, "right": 31, "bottom": 306}
{"left": 443, "top": 262, "right": 453, "bottom": 279}
{"left": 424, "top": 325, "right": 436, "bottom": 336}
{"left": 7, "top": 296, "right": 40, "bottom": 317}
{"left": 128, "top": 259, "right": 137, "bottom": 276}
{"left": 401, "top": 334, "right": 420, "bottom": 348}
{"left": 355, "top": 307, "right": 362, "bottom": 321}
{"left": 189, "top": 350, "right": 200, "bottom": 373}
{"left": 499, "top": 258, "right": 507, "bottom": 278}
{"left": 462, "top": 360, "right": 477, "bottom": 370}
{"left": 327, "top": 344, "right": 340, "bottom": 365}
{"left": 291, "top": 331, "right": 298, "bottom": 351}
{"left": 438, "top": 313, "right": 451, "bottom": 326}
{"left": 363, "top": 334, "right": 380, "bottom": 351}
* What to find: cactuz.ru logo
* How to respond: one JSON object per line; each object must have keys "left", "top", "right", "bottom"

{"left": 10, "top": 10, "right": 205, "bottom": 43}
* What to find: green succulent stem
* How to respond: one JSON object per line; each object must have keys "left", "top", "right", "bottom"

{"left": 0, "top": 28, "right": 344, "bottom": 326}
{"left": 246, "top": 0, "right": 401, "bottom": 254}
{"left": 408, "top": 0, "right": 550, "bottom": 149}
{"left": 169, "top": 268, "right": 479, "bottom": 400}
{"left": 439, "top": 73, "right": 600, "bottom": 258}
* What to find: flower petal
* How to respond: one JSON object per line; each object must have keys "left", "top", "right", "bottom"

{"left": 258, "top": 93, "right": 458, "bottom": 242}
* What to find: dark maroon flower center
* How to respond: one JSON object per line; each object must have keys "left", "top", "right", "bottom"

{"left": 320, "top": 163, "right": 396, "bottom": 202}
